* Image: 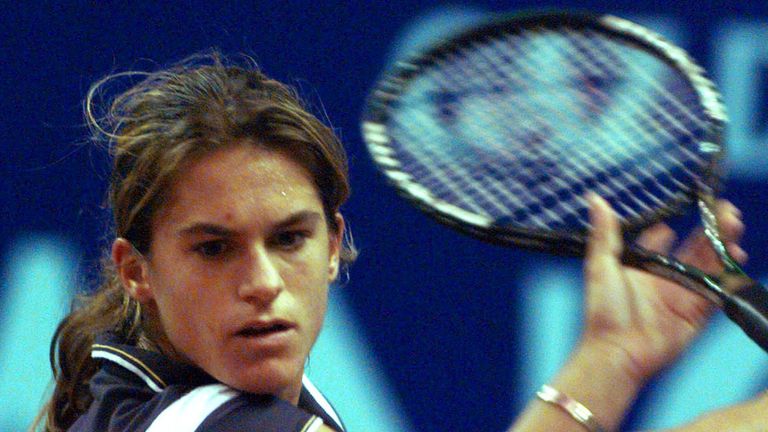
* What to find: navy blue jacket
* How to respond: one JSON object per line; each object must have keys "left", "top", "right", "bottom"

{"left": 69, "top": 333, "right": 345, "bottom": 432}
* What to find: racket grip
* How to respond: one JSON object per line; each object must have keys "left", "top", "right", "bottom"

{"left": 723, "top": 282, "right": 768, "bottom": 353}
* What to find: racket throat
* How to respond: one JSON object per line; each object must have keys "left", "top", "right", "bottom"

{"left": 720, "top": 270, "right": 759, "bottom": 296}
{"left": 720, "top": 278, "right": 768, "bottom": 353}
{"left": 622, "top": 247, "right": 726, "bottom": 306}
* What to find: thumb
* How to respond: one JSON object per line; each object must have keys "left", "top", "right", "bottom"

{"left": 584, "top": 193, "right": 632, "bottom": 326}
{"left": 585, "top": 193, "right": 623, "bottom": 265}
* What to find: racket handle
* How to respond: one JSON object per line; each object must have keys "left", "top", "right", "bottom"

{"left": 723, "top": 282, "right": 768, "bottom": 353}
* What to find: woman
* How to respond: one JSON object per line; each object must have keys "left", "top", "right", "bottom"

{"left": 37, "top": 55, "right": 354, "bottom": 432}
{"left": 34, "top": 53, "right": 758, "bottom": 432}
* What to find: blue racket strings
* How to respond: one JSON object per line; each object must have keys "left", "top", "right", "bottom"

{"left": 371, "top": 24, "right": 713, "bottom": 234}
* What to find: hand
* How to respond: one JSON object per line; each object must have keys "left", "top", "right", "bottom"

{"left": 663, "top": 391, "right": 768, "bottom": 432}
{"left": 581, "top": 194, "right": 747, "bottom": 385}
{"left": 510, "top": 195, "right": 747, "bottom": 432}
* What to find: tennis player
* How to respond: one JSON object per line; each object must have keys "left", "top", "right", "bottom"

{"left": 33, "top": 53, "right": 760, "bottom": 432}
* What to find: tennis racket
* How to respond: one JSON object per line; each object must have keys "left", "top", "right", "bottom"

{"left": 361, "top": 12, "right": 768, "bottom": 352}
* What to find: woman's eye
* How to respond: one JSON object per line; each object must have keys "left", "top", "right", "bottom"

{"left": 273, "top": 231, "right": 308, "bottom": 250}
{"left": 194, "top": 241, "right": 229, "bottom": 258}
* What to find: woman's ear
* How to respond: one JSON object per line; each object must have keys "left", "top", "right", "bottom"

{"left": 112, "top": 238, "right": 154, "bottom": 303}
{"left": 328, "top": 213, "right": 345, "bottom": 281}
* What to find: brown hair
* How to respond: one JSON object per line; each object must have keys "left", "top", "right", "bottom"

{"left": 34, "top": 52, "right": 356, "bottom": 432}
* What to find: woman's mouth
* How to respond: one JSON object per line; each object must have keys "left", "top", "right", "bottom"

{"left": 233, "top": 320, "right": 297, "bottom": 352}
{"left": 236, "top": 322, "right": 292, "bottom": 337}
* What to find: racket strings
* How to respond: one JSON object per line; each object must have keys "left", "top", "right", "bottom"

{"left": 494, "top": 32, "right": 699, "bottom": 223}
{"left": 389, "top": 54, "right": 549, "bottom": 218}
{"left": 515, "top": 28, "right": 704, "bottom": 182}
{"left": 383, "top": 25, "right": 712, "bottom": 231}
{"left": 393, "top": 119, "right": 507, "bottom": 216}
{"left": 490, "top": 32, "right": 678, "bottom": 221}
{"left": 411, "top": 48, "right": 591, "bottom": 228}
{"left": 395, "top": 62, "right": 527, "bottom": 217}
{"left": 458, "top": 40, "right": 629, "bottom": 226}
{"left": 391, "top": 67, "right": 552, "bottom": 222}
{"left": 418, "top": 40, "right": 606, "bottom": 227}
{"left": 553, "top": 29, "right": 709, "bottom": 217}
{"left": 548, "top": 32, "right": 704, "bottom": 202}
{"left": 578, "top": 29, "right": 710, "bottom": 135}
{"left": 568, "top": 29, "right": 707, "bottom": 171}
{"left": 434, "top": 48, "right": 580, "bottom": 226}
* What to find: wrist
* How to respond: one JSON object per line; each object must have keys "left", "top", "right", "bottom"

{"left": 546, "top": 340, "right": 647, "bottom": 431}
{"left": 536, "top": 384, "right": 607, "bottom": 432}
{"left": 509, "top": 339, "right": 647, "bottom": 432}
{"left": 575, "top": 337, "right": 649, "bottom": 389}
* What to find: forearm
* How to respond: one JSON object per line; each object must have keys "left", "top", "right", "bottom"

{"left": 509, "top": 341, "right": 644, "bottom": 432}
{"left": 660, "top": 392, "right": 768, "bottom": 432}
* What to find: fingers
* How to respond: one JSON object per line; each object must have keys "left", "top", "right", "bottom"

{"left": 584, "top": 197, "right": 747, "bottom": 269}
{"left": 717, "top": 200, "right": 748, "bottom": 263}
{"left": 584, "top": 194, "right": 635, "bottom": 326}
{"left": 675, "top": 200, "right": 747, "bottom": 271}
{"left": 636, "top": 223, "right": 676, "bottom": 254}
{"left": 585, "top": 193, "right": 622, "bottom": 259}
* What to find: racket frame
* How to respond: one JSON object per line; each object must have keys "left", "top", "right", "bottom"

{"left": 362, "top": 11, "right": 727, "bottom": 259}
{"left": 363, "top": 11, "right": 768, "bottom": 352}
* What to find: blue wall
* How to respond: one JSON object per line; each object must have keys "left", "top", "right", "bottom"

{"left": 3, "top": 1, "right": 768, "bottom": 431}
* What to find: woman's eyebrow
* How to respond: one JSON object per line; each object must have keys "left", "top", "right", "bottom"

{"left": 175, "top": 211, "right": 323, "bottom": 237}
{"left": 274, "top": 211, "right": 323, "bottom": 229}
{"left": 176, "top": 223, "right": 236, "bottom": 238}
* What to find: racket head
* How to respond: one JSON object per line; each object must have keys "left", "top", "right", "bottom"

{"left": 362, "top": 11, "right": 727, "bottom": 255}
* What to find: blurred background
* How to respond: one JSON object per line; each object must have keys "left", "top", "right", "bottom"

{"left": 2, "top": 1, "right": 768, "bottom": 431}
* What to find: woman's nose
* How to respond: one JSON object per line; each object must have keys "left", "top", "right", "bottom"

{"left": 237, "top": 246, "right": 285, "bottom": 303}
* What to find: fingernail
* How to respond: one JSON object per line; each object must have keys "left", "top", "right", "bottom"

{"left": 731, "top": 245, "right": 748, "bottom": 263}
{"left": 728, "top": 202, "right": 742, "bottom": 219}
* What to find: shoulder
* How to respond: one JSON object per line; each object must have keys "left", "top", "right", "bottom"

{"left": 71, "top": 379, "right": 325, "bottom": 432}
{"left": 76, "top": 336, "right": 343, "bottom": 432}
{"left": 149, "top": 383, "right": 323, "bottom": 432}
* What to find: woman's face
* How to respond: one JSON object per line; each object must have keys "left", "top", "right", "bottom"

{"left": 136, "top": 143, "right": 342, "bottom": 403}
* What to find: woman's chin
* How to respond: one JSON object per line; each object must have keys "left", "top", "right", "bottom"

{"left": 218, "top": 356, "right": 305, "bottom": 402}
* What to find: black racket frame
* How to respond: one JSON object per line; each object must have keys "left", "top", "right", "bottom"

{"left": 363, "top": 12, "right": 768, "bottom": 352}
